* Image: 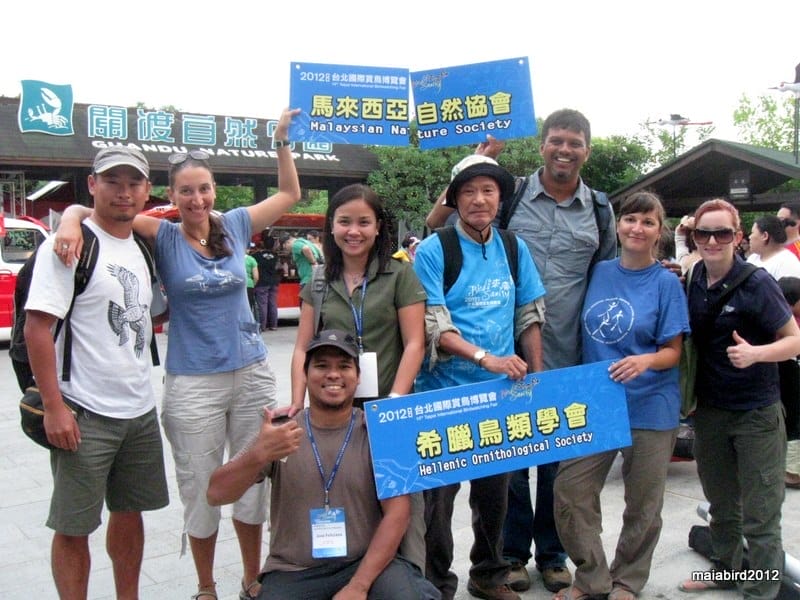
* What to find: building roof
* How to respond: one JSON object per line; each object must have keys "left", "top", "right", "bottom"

{"left": 610, "top": 138, "right": 800, "bottom": 217}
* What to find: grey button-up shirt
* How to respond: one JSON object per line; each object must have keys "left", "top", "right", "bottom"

{"left": 506, "top": 168, "right": 616, "bottom": 370}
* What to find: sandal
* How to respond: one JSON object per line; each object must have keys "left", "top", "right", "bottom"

{"left": 608, "top": 586, "right": 636, "bottom": 599}
{"left": 191, "top": 583, "right": 218, "bottom": 600}
{"left": 240, "top": 579, "right": 261, "bottom": 600}
{"left": 552, "top": 586, "right": 591, "bottom": 600}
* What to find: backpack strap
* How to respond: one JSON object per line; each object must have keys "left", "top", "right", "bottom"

{"left": 710, "top": 262, "right": 759, "bottom": 313}
{"left": 497, "top": 229, "right": 519, "bottom": 287}
{"left": 132, "top": 232, "right": 160, "bottom": 367}
{"left": 437, "top": 226, "right": 520, "bottom": 296}
{"left": 498, "top": 176, "right": 529, "bottom": 230}
{"left": 59, "top": 224, "right": 99, "bottom": 381}
{"left": 309, "top": 265, "right": 328, "bottom": 335}
{"left": 436, "top": 226, "right": 462, "bottom": 296}
{"left": 589, "top": 189, "right": 614, "bottom": 270}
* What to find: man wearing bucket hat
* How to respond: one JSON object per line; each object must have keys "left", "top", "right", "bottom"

{"left": 24, "top": 145, "right": 169, "bottom": 599}
{"left": 426, "top": 109, "right": 617, "bottom": 595}
{"left": 413, "top": 156, "right": 546, "bottom": 600}
{"left": 207, "top": 330, "right": 440, "bottom": 599}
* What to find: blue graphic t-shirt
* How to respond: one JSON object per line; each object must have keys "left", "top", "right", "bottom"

{"left": 581, "top": 259, "right": 690, "bottom": 430}
{"left": 156, "top": 208, "right": 266, "bottom": 374}
{"left": 414, "top": 225, "right": 545, "bottom": 391}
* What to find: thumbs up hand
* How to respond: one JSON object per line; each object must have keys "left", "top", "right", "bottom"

{"left": 726, "top": 330, "right": 759, "bottom": 369}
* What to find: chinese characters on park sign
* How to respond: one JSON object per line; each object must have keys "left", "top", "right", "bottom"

{"left": 364, "top": 361, "right": 630, "bottom": 500}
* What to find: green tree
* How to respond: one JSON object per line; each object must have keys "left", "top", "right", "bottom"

{"left": 733, "top": 93, "right": 796, "bottom": 150}
{"left": 368, "top": 124, "right": 651, "bottom": 228}
{"left": 637, "top": 121, "right": 715, "bottom": 168}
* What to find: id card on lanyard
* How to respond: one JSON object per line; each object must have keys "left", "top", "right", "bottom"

{"left": 306, "top": 410, "right": 355, "bottom": 558}
{"left": 350, "top": 279, "right": 379, "bottom": 398}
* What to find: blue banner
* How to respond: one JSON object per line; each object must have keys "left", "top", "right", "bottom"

{"left": 410, "top": 57, "right": 537, "bottom": 150}
{"left": 364, "top": 361, "right": 630, "bottom": 500}
{"left": 288, "top": 62, "right": 411, "bottom": 146}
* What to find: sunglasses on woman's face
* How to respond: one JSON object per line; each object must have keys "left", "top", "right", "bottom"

{"left": 168, "top": 150, "right": 210, "bottom": 165}
{"left": 692, "top": 228, "right": 735, "bottom": 245}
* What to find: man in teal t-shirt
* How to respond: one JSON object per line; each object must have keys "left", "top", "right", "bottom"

{"left": 280, "top": 233, "right": 321, "bottom": 287}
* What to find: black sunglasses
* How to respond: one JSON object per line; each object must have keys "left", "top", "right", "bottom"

{"left": 692, "top": 228, "right": 735, "bottom": 245}
{"left": 168, "top": 150, "right": 210, "bottom": 165}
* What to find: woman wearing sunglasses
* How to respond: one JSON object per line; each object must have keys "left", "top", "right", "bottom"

{"left": 678, "top": 199, "right": 800, "bottom": 597}
{"left": 55, "top": 109, "right": 301, "bottom": 600}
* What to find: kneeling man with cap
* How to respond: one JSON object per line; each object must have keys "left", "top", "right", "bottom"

{"left": 208, "top": 330, "right": 440, "bottom": 599}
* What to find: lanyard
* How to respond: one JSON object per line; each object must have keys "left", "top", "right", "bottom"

{"left": 348, "top": 278, "right": 368, "bottom": 353}
{"left": 305, "top": 409, "right": 356, "bottom": 509}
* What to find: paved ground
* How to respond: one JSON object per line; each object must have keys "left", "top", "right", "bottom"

{"left": 1, "top": 324, "right": 798, "bottom": 599}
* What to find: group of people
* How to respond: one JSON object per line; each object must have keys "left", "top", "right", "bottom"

{"left": 20, "top": 104, "right": 800, "bottom": 600}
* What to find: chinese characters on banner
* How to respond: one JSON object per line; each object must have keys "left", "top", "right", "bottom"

{"left": 364, "top": 361, "right": 630, "bottom": 500}
{"left": 288, "top": 57, "right": 536, "bottom": 149}
{"left": 289, "top": 62, "right": 411, "bottom": 146}
{"left": 410, "top": 57, "right": 537, "bottom": 150}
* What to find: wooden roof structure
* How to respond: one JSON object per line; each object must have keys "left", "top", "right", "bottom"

{"left": 610, "top": 139, "right": 800, "bottom": 217}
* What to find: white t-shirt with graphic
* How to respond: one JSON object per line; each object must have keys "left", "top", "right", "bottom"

{"left": 26, "top": 219, "right": 155, "bottom": 418}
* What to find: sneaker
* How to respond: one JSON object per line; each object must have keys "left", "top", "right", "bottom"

{"left": 505, "top": 562, "right": 531, "bottom": 592}
{"left": 541, "top": 566, "right": 572, "bottom": 592}
{"left": 467, "top": 578, "right": 521, "bottom": 600}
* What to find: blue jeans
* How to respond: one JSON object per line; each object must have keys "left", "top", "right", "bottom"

{"left": 503, "top": 462, "right": 567, "bottom": 569}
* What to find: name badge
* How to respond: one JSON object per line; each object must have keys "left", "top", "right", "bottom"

{"left": 310, "top": 507, "right": 347, "bottom": 558}
{"left": 354, "top": 351, "right": 379, "bottom": 398}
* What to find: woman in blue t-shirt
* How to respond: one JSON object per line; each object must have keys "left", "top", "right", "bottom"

{"left": 553, "top": 192, "right": 690, "bottom": 600}
{"left": 677, "top": 199, "right": 800, "bottom": 597}
{"left": 55, "top": 109, "right": 302, "bottom": 600}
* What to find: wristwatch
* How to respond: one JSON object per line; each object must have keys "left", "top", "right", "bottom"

{"left": 473, "top": 349, "right": 489, "bottom": 366}
{"left": 274, "top": 139, "right": 291, "bottom": 148}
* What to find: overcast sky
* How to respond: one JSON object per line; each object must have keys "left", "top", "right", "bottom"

{"left": 4, "top": 0, "right": 799, "bottom": 146}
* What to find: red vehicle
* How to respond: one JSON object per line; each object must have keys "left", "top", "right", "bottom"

{"left": 141, "top": 205, "right": 324, "bottom": 319}
{"left": 0, "top": 215, "right": 50, "bottom": 342}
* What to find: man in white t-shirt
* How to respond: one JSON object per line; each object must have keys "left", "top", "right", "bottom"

{"left": 24, "top": 147, "right": 169, "bottom": 599}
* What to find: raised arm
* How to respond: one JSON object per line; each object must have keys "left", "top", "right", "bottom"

{"left": 247, "top": 108, "right": 302, "bottom": 232}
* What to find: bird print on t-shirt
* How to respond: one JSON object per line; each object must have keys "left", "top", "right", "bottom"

{"left": 107, "top": 264, "right": 148, "bottom": 357}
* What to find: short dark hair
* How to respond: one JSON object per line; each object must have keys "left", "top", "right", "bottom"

{"left": 780, "top": 202, "right": 800, "bottom": 219}
{"left": 779, "top": 276, "right": 800, "bottom": 306}
{"left": 754, "top": 214, "right": 788, "bottom": 245}
{"left": 541, "top": 109, "right": 591, "bottom": 146}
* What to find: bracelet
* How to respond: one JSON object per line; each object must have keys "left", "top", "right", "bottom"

{"left": 274, "top": 139, "right": 291, "bottom": 148}
{"left": 388, "top": 392, "right": 401, "bottom": 398}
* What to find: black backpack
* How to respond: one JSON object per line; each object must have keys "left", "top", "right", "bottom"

{"left": 10, "top": 223, "right": 159, "bottom": 391}
{"left": 435, "top": 226, "right": 520, "bottom": 296}
{"left": 497, "top": 175, "right": 613, "bottom": 270}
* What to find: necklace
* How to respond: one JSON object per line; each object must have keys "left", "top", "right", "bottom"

{"left": 344, "top": 272, "right": 364, "bottom": 286}
{"left": 181, "top": 224, "right": 208, "bottom": 246}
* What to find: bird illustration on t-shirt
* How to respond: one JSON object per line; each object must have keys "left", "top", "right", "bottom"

{"left": 107, "top": 264, "right": 148, "bottom": 357}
